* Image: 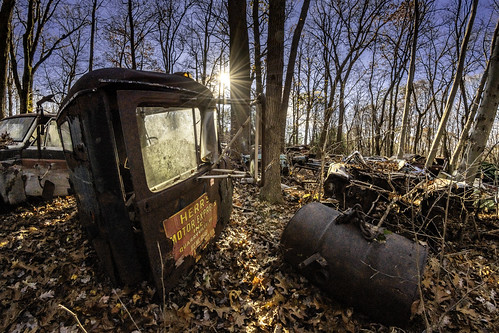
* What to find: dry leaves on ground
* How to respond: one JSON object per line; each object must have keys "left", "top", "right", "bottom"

{"left": 0, "top": 181, "right": 497, "bottom": 332}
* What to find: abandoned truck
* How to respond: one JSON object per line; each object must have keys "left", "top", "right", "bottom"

{"left": 56, "top": 68, "right": 233, "bottom": 293}
{"left": 0, "top": 107, "right": 70, "bottom": 205}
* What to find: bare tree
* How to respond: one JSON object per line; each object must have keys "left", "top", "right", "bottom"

{"left": 88, "top": 0, "right": 99, "bottom": 71}
{"left": 449, "top": 61, "right": 489, "bottom": 173}
{"left": 314, "top": 0, "right": 389, "bottom": 154}
{"left": 397, "top": 0, "right": 420, "bottom": 158}
{"left": 153, "top": 0, "right": 192, "bottom": 74}
{"left": 417, "top": 19, "right": 452, "bottom": 157}
{"left": 289, "top": 46, "right": 302, "bottom": 146}
{"left": 372, "top": 0, "right": 412, "bottom": 155}
{"left": 0, "top": 0, "right": 15, "bottom": 119}
{"left": 301, "top": 37, "right": 323, "bottom": 146}
{"left": 424, "top": 0, "right": 478, "bottom": 168}
{"left": 259, "top": 0, "right": 310, "bottom": 202}
{"left": 10, "top": 0, "right": 85, "bottom": 113}
{"left": 104, "top": 0, "right": 156, "bottom": 70}
{"left": 260, "top": 0, "right": 285, "bottom": 203}
{"left": 228, "top": 0, "right": 251, "bottom": 155}
{"left": 278, "top": 0, "right": 310, "bottom": 149}
{"left": 41, "top": 3, "right": 91, "bottom": 103}
{"left": 411, "top": 81, "right": 433, "bottom": 153}
{"left": 458, "top": 19, "right": 499, "bottom": 183}
{"left": 251, "top": 0, "right": 265, "bottom": 155}
{"left": 183, "top": 0, "right": 225, "bottom": 86}
{"left": 127, "top": 0, "right": 136, "bottom": 69}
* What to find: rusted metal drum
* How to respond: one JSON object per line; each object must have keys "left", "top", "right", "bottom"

{"left": 281, "top": 202, "right": 427, "bottom": 326}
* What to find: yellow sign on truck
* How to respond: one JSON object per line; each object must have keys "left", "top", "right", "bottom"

{"left": 163, "top": 193, "right": 217, "bottom": 263}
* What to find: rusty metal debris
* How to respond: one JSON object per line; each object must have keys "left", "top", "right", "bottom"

{"left": 320, "top": 151, "right": 499, "bottom": 223}
{"left": 323, "top": 151, "right": 429, "bottom": 211}
{"left": 281, "top": 150, "right": 499, "bottom": 326}
{"left": 0, "top": 107, "right": 70, "bottom": 206}
{"left": 281, "top": 202, "right": 428, "bottom": 326}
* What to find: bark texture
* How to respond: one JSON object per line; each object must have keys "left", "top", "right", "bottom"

{"left": 459, "top": 19, "right": 499, "bottom": 183}
{"left": 260, "top": 0, "right": 285, "bottom": 203}
{"left": 0, "top": 0, "right": 15, "bottom": 119}
{"left": 228, "top": 0, "right": 251, "bottom": 155}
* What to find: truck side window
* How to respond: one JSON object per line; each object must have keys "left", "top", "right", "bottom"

{"left": 44, "top": 119, "right": 63, "bottom": 148}
{"left": 59, "top": 121, "right": 74, "bottom": 152}
{"left": 136, "top": 106, "right": 200, "bottom": 192}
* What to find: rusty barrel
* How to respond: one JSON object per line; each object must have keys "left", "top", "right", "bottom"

{"left": 281, "top": 202, "right": 427, "bottom": 326}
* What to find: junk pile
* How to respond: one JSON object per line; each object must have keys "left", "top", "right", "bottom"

{"left": 322, "top": 152, "right": 499, "bottom": 227}
{"left": 281, "top": 151, "right": 499, "bottom": 326}
{"left": 323, "top": 152, "right": 428, "bottom": 211}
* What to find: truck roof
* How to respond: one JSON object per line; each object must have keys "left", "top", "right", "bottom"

{"left": 59, "top": 68, "right": 213, "bottom": 113}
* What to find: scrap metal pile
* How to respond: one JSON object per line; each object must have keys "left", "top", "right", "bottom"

{"left": 281, "top": 147, "right": 499, "bottom": 247}
{"left": 311, "top": 151, "right": 498, "bottom": 245}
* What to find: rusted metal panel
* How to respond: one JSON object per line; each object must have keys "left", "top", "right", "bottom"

{"left": 0, "top": 164, "right": 26, "bottom": 205}
{"left": 281, "top": 202, "right": 427, "bottom": 326}
{"left": 0, "top": 112, "right": 71, "bottom": 205}
{"left": 22, "top": 159, "right": 70, "bottom": 197}
{"left": 0, "top": 158, "right": 70, "bottom": 205}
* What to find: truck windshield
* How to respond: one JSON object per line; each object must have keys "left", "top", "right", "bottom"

{"left": 0, "top": 116, "right": 35, "bottom": 142}
{"left": 137, "top": 106, "right": 200, "bottom": 192}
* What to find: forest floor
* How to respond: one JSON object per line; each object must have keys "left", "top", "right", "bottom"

{"left": 0, "top": 177, "right": 498, "bottom": 332}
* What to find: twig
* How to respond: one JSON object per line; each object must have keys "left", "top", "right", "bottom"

{"left": 157, "top": 242, "right": 166, "bottom": 311}
{"left": 437, "top": 177, "right": 454, "bottom": 281}
{"left": 58, "top": 304, "right": 88, "bottom": 333}
{"left": 366, "top": 194, "right": 382, "bottom": 216}
{"left": 349, "top": 179, "right": 392, "bottom": 194}
{"left": 406, "top": 184, "right": 431, "bottom": 332}
{"left": 113, "top": 291, "right": 142, "bottom": 332}
{"left": 376, "top": 197, "right": 397, "bottom": 228}
{"left": 233, "top": 203, "right": 254, "bottom": 212}
{"left": 435, "top": 281, "right": 487, "bottom": 331}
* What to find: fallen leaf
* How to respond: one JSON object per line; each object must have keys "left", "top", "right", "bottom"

{"left": 39, "top": 290, "right": 55, "bottom": 300}
{"left": 177, "top": 301, "right": 194, "bottom": 322}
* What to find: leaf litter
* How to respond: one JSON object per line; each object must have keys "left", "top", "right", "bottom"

{"left": 0, "top": 180, "right": 497, "bottom": 332}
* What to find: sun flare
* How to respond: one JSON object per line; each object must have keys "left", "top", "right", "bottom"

{"left": 219, "top": 72, "right": 230, "bottom": 86}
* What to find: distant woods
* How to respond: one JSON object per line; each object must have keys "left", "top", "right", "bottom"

{"left": 1, "top": 0, "right": 499, "bottom": 170}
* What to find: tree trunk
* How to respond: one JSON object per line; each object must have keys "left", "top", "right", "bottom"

{"left": 20, "top": 70, "right": 33, "bottom": 114}
{"left": 397, "top": 0, "right": 419, "bottom": 158}
{"left": 18, "top": 0, "right": 36, "bottom": 114}
{"left": 228, "top": 0, "right": 251, "bottom": 155}
{"left": 252, "top": 0, "right": 264, "bottom": 183}
{"left": 252, "top": 0, "right": 264, "bottom": 125}
{"left": 425, "top": 0, "right": 477, "bottom": 168}
{"left": 335, "top": 80, "right": 346, "bottom": 152}
{"left": 388, "top": 80, "right": 401, "bottom": 156}
{"left": 458, "top": 19, "right": 499, "bottom": 183}
{"left": 278, "top": 0, "right": 310, "bottom": 150}
{"left": 0, "top": 0, "right": 15, "bottom": 119}
{"left": 89, "top": 0, "right": 97, "bottom": 71}
{"left": 260, "top": 0, "right": 285, "bottom": 203}
{"left": 128, "top": 0, "right": 136, "bottom": 69}
{"left": 11, "top": 0, "right": 83, "bottom": 113}
{"left": 449, "top": 61, "right": 490, "bottom": 173}
{"left": 317, "top": 49, "right": 332, "bottom": 157}
{"left": 304, "top": 55, "right": 312, "bottom": 145}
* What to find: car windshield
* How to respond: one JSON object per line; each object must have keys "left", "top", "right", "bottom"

{"left": 0, "top": 116, "right": 36, "bottom": 142}
{"left": 137, "top": 106, "right": 200, "bottom": 192}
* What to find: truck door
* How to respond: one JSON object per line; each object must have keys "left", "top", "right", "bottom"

{"left": 22, "top": 118, "right": 69, "bottom": 198}
{"left": 117, "top": 90, "right": 223, "bottom": 291}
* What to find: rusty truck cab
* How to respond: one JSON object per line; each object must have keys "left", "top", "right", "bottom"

{"left": 0, "top": 111, "right": 70, "bottom": 205}
{"left": 56, "top": 68, "right": 232, "bottom": 292}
